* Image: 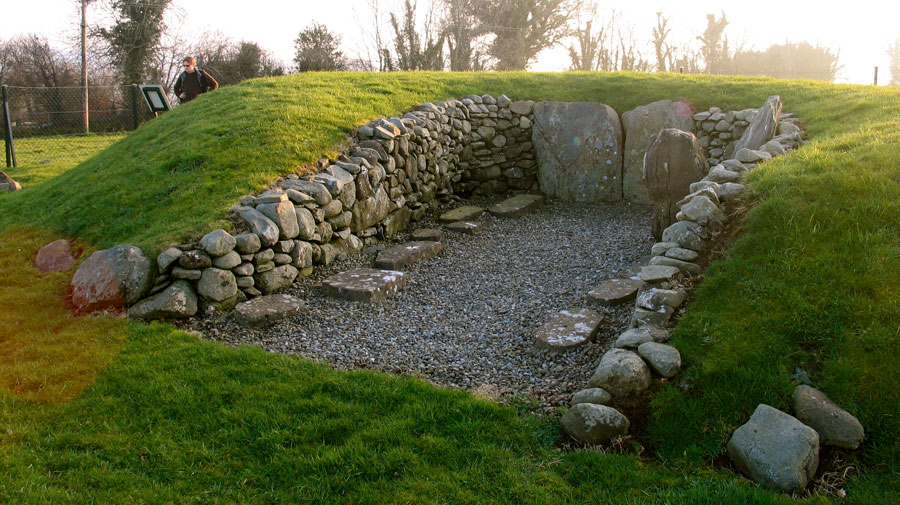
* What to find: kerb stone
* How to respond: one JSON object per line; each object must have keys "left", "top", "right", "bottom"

{"left": 374, "top": 241, "right": 443, "bottom": 270}
{"left": 321, "top": 268, "right": 408, "bottom": 302}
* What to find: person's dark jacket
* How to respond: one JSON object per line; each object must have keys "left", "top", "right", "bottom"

{"left": 173, "top": 69, "right": 219, "bottom": 103}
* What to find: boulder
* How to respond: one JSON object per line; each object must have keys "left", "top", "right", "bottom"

{"left": 727, "top": 404, "right": 819, "bottom": 493}
{"left": 661, "top": 221, "right": 709, "bottom": 251}
{"left": 643, "top": 128, "right": 708, "bottom": 239}
{"left": 570, "top": 387, "right": 612, "bottom": 406}
{"left": 197, "top": 268, "right": 238, "bottom": 302}
{"left": 71, "top": 244, "right": 154, "bottom": 313}
{"left": 532, "top": 101, "right": 623, "bottom": 202}
{"left": 732, "top": 96, "right": 782, "bottom": 153}
{"left": 560, "top": 403, "right": 630, "bottom": 445}
{"left": 587, "top": 348, "right": 652, "bottom": 397}
{"left": 254, "top": 265, "right": 299, "bottom": 294}
{"left": 236, "top": 206, "right": 280, "bottom": 247}
{"left": 233, "top": 294, "right": 304, "bottom": 327}
{"left": 178, "top": 250, "right": 211, "bottom": 269}
{"left": 621, "top": 100, "right": 695, "bottom": 204}
{"left": 34, "top": 239, "right": 76, "bottom": 272}
{"left": 126, "top": 280, "right": 198, "bottom": 320}
{"left": 199, "top": 229, "right": 236, "bottom": 257}
{"left": 234, "top": 233, "right": 261, "bottom": 254}
{"left": 636, "top": 342, "right": 681, "bottom": 378}
{"left": 792, "top": 385, "right": 864, "bottom": 450}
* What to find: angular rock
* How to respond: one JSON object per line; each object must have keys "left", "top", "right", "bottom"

{"left": 535, "top": 308, "right": 603, "bottom": 351}
{"left": 445, "top": 221, "right": 482, "bottom": 234}
{"left": 233, "top": 294, "right": 305, "bottom": 327}
{"left": 156, "top": 247, "right": 183, "bottom": 273}
{"left": 570, "top": 388, "right": 612, "bottom": 406}
{"left": 487, "top": 194, "right": 545, "bottom": 218}
{"left": 199, "top": 229, "right": 236, "bottom": 257}
{"left": 643, "top": 128, "right": 708, "bottom": 239}
{"left": 532, "top": 101, "right": 623, "bottom": 202}
{"left": 706, "top": 166, "right": 742, "bottom": 184}
{"left": 282, "top": 179, "right": 332, "bottom": 206}
{"left": 257, "top": 201, "right": 300, "bottom": 240}
{"left": 126, "top": 280, "right": 198, "bottom": 320}
{"left": 631, "top": 306, "right": 675, "bottom": 328}
{"left": 665, "top": 247, "right": 699, "bottom": 262}
{"left": 295, "top": 206, "right": 318, "bottom": 240}
{"left": 178, "top": 250, "right": 211, "bottom": 269}
{"left": 171, "top": 266, "right": 202, "bottom": 280}
{"left": 636, "top": 288, "right": 687, "bottom": 312}
{"left": 615, "top": 326, "right": 669, "bottom": 349}
{"left": 587, "top": 348, "right": 652, "bottom": 397}
{"left": 439, "top": 205, "right": 484, "bottom": 223}
{"left": 621, "top": 100, "right": 695, "bottom": 204}
{"left": 34, "top": 239, "right": 76, "bottom": 272}
{"left": 586, "top": 278, "right": 644, "bottom": 305}
{"left": 638, "top": 265, "right": 681, "bottom": 284}
{"left": 234, "top": 233, "right": 261, "bottom": 254}
{"left": 321, "top": 268, "right": 408, "bottom": 302}
{"left": 732, "top": 96, "right": 782, "bottom": 153}
{"left": 374, "top": 241, "right": 442, "bottom": 270}
{"left": 727, "top": 404, "right": 819, "bottom": 493}
{"left": 661, "top": 221, "right": 709, "bottom": 251}
{"left": 735, "top": 148, "right": 773, "bottom": 164}
{"left": 383, "top": 206, "right": 412, "bottom": 236}
{"left": 236, "top": 206, "right": 280, "bottom": 247}
{"left": 254, "top": 264, "right": 299, "bottom": 294}
{"left": 290, "top": 240, "right": 314, "bottom": 269}
{"left": 71, "top": 244, "right": 154, "bottom": 312}
{"left": 197, "top": 268, "right": 238, "bottom": 302}
{"left": 637, "top": 342, "right": 681, "bottom": 378}
{"left": 351, "top": 186, "right": 393, "bottom": 232}
{"left": 792, "top": 385, "right": 865, "bottom": 450}
{"left": 560, "top": 403, "right": 630, "bottom": 445}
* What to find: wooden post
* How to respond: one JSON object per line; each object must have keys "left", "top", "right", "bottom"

{"left": 81, "top": 0, "right": 89, "bottom": 134}
{"left": 3, "top": 86, "right": 17, "bottom": 169}
{"left": 874, "top": 66, "right": 879, "bottom": 86}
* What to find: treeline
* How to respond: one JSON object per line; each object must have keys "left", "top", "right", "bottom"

{"left": 4, "top": 0, "right": 900, "bottom": 92}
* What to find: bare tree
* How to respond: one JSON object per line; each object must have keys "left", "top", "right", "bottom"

{"left": 888, "top": 38, "right": 900, "bottom": 85}
{"left": 350, "top": 0, "right": 395, "bottom": 72}
{"left": 652, "top": 12, "right": 672, "bottom": 72}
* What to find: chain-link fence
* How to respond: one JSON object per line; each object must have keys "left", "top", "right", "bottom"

{"left": 2, "top": 84, "right": 157, "bottom": 168}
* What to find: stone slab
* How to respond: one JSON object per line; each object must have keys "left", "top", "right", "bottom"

{"left": 321, "top": 268, "right": 408, "bottom": 302}
{"left": 439, "top": 206, "right": 484, "bottom": 223}
{"left": 373, "top": 241, "right": 443, "bottom": 270}
{"left": 639, "top": 265, "right": 681, "bottom": 284}
{"left": 487, "top": 194, "right": 545, "bottom": 218}
{"left": 445, "top": 221, "right": 483, "bottom": 234}
{"left": 411, "top": 228, "right": 444, "bottom": 242}
{"left": 587, "top": 278, "right": 644, "bottom": 305}
{"left": 535, "top": 308, "right": 603, "bottom": 351}
{"left": 234, "top": 294, "right": 305, "bottom": 327}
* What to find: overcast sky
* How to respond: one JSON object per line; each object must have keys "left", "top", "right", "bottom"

{"left": 3, "top": 0, "right": 898, "bottom": 85}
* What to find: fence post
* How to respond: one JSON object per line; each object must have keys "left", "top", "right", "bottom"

{"left": 874, "top": 66, "right": 879, "bottom": 86}
{"left": 2, "top": 85, "right": 16, "bottom": 169}
{"left": 131, "top": 83, "right": 139, "bottom": 130}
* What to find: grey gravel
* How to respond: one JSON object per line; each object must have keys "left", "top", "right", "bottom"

{"left": 183, "top": 196, "right": 653, "bottom": 413}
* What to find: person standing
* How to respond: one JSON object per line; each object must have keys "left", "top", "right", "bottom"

{"left": 173, "top": 57, "right": 218, "bottom": 103}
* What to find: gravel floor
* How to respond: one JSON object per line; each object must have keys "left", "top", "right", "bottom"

{"left": 185, "top": 196, "right": 654, "bottom": 413}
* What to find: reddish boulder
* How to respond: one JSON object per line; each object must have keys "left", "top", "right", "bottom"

{"left": 70, "top": 245, "right": 154, "bottom": 313}
{"left": 34, "top": 239, "right": 76, "bottom": 272}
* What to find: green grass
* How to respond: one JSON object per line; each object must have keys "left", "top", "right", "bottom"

{"left": 1, "top": 71, "right": 899, "bottom": 503}
{"left": 4, "top": 134, "right": 124, "bottom": 185}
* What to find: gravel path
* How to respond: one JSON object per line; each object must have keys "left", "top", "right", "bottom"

{"left": 185, "top": 197, "right": 654, "bottom": 413}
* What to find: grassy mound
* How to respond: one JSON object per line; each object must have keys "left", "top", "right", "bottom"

{"left": 1, "top": 72, "right": 899, "bottom": 502}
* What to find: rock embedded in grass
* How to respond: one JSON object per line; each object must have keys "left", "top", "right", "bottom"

{"left": 71, "top": 244, "right": 154, "bottom": 313}
{"left": 727, "top": 404, "right": 819, "bottom": 493}
{"left": 127, "top": 280, "right": 198, "bottom": 320}
{"left": 588, "top": 348, "right": 652, "bottom": 397}
{"left": 560, "top": 403, "right": 630, "bottom": 445}
{"left": 637, "top": 342, "right": 681, "bottom": 378}
{"left": 34, "top": 239, "right": 75, "bottom": 272}
{"left": 570, "top": 388, "right": 612, "bottom": 406}
{"left": 792, "top": 385, "right": 865, "bottom": 450}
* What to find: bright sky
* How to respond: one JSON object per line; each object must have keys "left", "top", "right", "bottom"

{"left": 3, "top": 0, "right": 898, "bottom": 85}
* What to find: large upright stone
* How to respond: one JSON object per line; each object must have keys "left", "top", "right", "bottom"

{"left": 236, "top": 206, "right": 280, "bottom": 247}
{"left": 257, "top": 201, "right": 300, "bottom": 240}
{"left": 643, "top": 128, "right": 708, "bottom": 240}
{"left": 621, "top": 100, "right": 695, "bottom": 204}
{"left": 732, "top": 96, "right": 782, "bottom": 154}
{"left": 727, "top": 404, "right": 819, "bottom": 493}
{"left": 532, "top": 101, "right": 623, "bottom": 202}
{"left": 71, "top": 244, "right": 154, "bottom": 312}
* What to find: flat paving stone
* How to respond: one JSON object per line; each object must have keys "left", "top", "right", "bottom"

{"left": 487, "top": 194, "right": 545, "bottom": 218}
{"left": 234, "top": 294, "right": 304, "bottom": 327}
{"left": 639, "top": 265, "right": 681, "bottom": 283}
{"left": 439, "top": 206, "right": 485, "bottom": 223}
{"left": 321, "top": 268, "right": 408, "bottom": 302}
{"left": 587, "top": 278, "right": 644, "bottom": 305}
{"left": 445, "top": 220, "right": 483, "bottom": 234}
{"left": 411, "top": 228, "right": 445, "bottom": 242}
{"left": 373, "top": 241, "right": 443, "bottom": 270}
{"left": 535, "top": 308, "right": 603, "bottom": 351}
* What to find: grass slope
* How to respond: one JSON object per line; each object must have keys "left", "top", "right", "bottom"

{"left": 1, "top": 72, "right": 899, "bottom": 503}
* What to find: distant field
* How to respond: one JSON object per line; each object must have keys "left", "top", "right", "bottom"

{"left": 1, "top": 72, "right": 898, "bottom": 504}
{"left": 4, "top": 134, "right": 125, "bottom": 185}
